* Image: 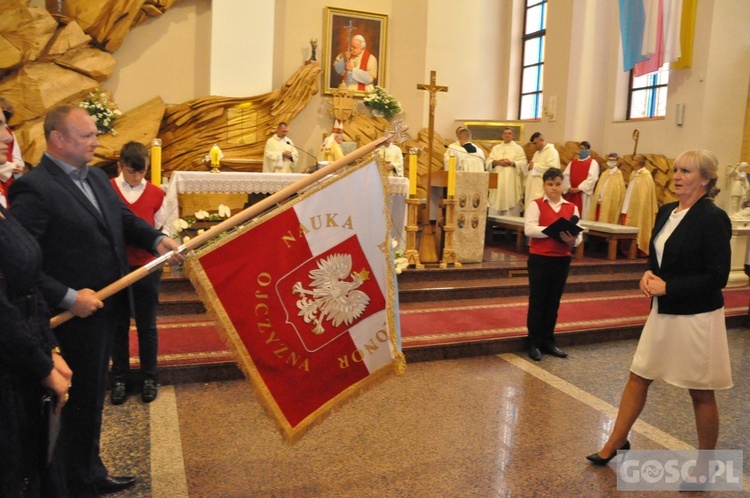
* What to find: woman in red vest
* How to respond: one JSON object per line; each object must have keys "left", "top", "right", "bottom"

{"left": 524, "top": 167, "right": 582, "bottom": 361}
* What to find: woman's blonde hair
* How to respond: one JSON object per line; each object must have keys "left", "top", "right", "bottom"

{"left": 674, "top": 149, "right": 720, "bottom": 198}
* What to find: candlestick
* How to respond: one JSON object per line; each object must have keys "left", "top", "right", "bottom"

{"left": 408, "top": 148, "right": 417, "bottom": 196}
{"left": 447, "top": 153, "right": 456, "bottom": 197}
{"left": 150, "top": 138, "right": 162, "bottom": 187}
{"left": 210, "top": 144, "right": 222, "bottom": 173}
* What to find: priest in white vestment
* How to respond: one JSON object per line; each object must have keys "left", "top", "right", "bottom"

{"left": 486, "top": 127, "right": 528, "bottom": 216}
{"left": 333, "top": 35, "right": 377, "bottom": 93}
{"left": 445, "top": 128, "right": 484, "bottom": 172}
{"left": 263, "top": 122, "right": 299, "bottom": 173}
{"left": 524, "top": 132, "right": 560, "bottom": 211}
{"left": 377, "top": 139, "right": 404, "bottom": 176}
{"left": 443, "top": 126, "right": 465, "bottom": 169}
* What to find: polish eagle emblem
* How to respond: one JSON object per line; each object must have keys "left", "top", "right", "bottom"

{"left": 292, "top": 253, "right": 371, "bottom": 335}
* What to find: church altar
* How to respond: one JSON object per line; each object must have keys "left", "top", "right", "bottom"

{"left": 164, "top": 171, "right": 410, "bottom": 247}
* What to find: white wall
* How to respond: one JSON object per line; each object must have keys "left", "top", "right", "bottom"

{"left": 564, "top": 0, "right": 616, "bottom": 148}
{"left": 210, "top": 0, "right": 274, "bottom": 96}
{"left": 423, "top": 0, "right": 505, "bottom": 138}
{"left": 102, "top": 0, "right": 211, "bottom": 111}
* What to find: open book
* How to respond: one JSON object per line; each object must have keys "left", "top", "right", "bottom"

{"left": 542, "top": 215, "right": 583, "bottom": 243}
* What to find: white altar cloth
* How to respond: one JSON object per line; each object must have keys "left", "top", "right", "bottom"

{"left": 164, "top": 171, "right": 409, "bottom": 248}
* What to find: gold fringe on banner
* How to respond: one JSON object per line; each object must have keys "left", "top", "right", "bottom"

{"left": 185, "top": 151, "right": 405, "bottom": 444}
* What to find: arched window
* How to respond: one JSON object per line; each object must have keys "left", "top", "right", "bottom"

{"left": 519, "top": 0, "right": 547, "bottom": 120}
{"left": 628, "top": 62, "right": 670, "bottom": 119}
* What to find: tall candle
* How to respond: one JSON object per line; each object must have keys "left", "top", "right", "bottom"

{"left": 408, "top": 148, "right": 417, "bottom": 196}
{"left": 448, "top": 154, "right": 456, "bottom": 197}
{"left": 150, "top": 138, "right": 162, "bottom": 187}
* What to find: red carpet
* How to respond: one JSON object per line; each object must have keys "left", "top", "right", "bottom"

{"left": 127, "top": 288, "right": 748, "bottom": 367}
{"left": 126, "top": 319, "right": 233, "bottom": 368}
{"left": 399, "top": 288, "right": 749, "bottom": 347}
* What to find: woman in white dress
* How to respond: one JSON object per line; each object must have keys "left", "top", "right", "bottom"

{"left": 587, "top": 149, "right": 732, "bottom": 465}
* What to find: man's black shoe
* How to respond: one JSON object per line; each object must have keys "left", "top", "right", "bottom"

{"left": 528, "top": 346, "right": 542, "bottom": 361}
{"left": 542, "top": 344, "right": 568, "bottom": 358}
{"left": 110, "top": 381, "right": 127, "bottom": 405}
{"left": 142, "top": 379, "right": 158, "bottom": 403}
{"left": 97, "top": 475, "right": 136, "bottom": 494}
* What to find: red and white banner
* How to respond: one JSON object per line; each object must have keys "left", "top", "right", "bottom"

{"left": 187, "top": 158, "right": 405, "bottom": 442}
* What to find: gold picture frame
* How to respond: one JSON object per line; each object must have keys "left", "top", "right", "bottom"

{"left": 463, "top": 121, "right": 525, "bottom": 144}
{"left": 323, "top": 7, "right": 388, "bottom": 96}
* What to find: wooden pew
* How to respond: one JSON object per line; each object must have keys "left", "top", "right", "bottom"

{"left": 579, "top": 221, "right": 639, "bottom": 260}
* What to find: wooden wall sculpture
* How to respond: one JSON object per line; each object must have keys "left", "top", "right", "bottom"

{"left": 159, "top": 63, "right": 321, "bottom": 172}
{"left": 0, "top": 1, "right": 117, "bottom": 166}
{"left": 45, "top": 0, "right": 184, "bottom": 53}
{"left": 0, "top": 0, "right": 320, "bottom": 174}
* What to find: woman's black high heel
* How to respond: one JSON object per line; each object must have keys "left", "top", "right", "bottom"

{"left": 586, "top": 440, "right": 631, "bottom": 466}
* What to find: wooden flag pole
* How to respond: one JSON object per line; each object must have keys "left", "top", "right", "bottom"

{"left": 50, "top": 135, "right": 389, "bottom": 329}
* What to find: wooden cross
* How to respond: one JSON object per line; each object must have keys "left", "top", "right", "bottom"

{"left": 417, "top": 71, "right": 448, "bottom": 116}
{"left": 416, "top": 70, "right": 448, "bottom": 263}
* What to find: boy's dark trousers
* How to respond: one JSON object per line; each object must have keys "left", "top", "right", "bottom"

{"left": 526, "top": 254, "right": 571, "bottom": 348}
{"left": 111, "top": 267, "right": 161, "bottom": 382}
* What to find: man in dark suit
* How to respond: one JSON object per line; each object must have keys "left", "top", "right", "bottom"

{"left": 9, "top": 104, "right": 183, "bottom": 496}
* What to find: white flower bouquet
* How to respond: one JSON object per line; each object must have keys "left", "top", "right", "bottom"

{"left": 363, "top": 86, "right": 402, "bottom": 119}
{"left": 79, "top": 88, "right": 122, "bottom": 135}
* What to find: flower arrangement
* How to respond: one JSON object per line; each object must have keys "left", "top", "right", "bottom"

{"left": 363, "top": 86, "right": 402, "bottom": 119}
{"left": 79, "top": 88, "right": 121, "bottom": 135}
{"left": 172, "top": 204, "right": 232, "bottom": 244}
{"left": 391, "top": 238, "right": 409, "bottom": 274}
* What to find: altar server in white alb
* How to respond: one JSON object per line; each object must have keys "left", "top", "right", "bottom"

{"left": 263, "top": 122, "right": 299, "bottom": 173}
{"left": 524, "top": 132, "right": 561, "bottom": 212}
{"left": 378, "top": 138, "right": 404, "bottom": 176}
{"left": 486, "top": 127, "right": 528, "bottom": 216}
{"left": 563, "top": 141, "right": 599, "bottom": 220}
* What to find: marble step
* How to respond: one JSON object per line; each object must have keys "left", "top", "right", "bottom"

{"left": 397, "top": 260, "right": 647, "bottom": 283}
{"left": 396, "top": 272, "right": 642, "bottom": 303}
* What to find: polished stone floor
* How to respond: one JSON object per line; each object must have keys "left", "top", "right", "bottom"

{"left": 101, "top": 328, "right": 750, "bottom": 497}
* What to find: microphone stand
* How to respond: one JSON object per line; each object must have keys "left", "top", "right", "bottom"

{"left": 284, "top": 140, "right": 321, "bottom": 173}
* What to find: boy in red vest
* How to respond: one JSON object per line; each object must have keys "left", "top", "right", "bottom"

{"left": 110, "top": 141, "right": 167, "bottom": 403}
{"left": 524, "top": 168, "right": 582, "bottom": 361}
